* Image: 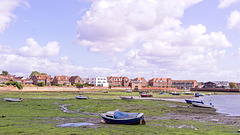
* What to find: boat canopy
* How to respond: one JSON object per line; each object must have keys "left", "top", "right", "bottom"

{"left": 113, "top": 111, "right": 139, "bottom": 119}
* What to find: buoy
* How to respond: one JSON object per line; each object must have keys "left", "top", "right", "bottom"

{"left": 101, "top": 120, "right": 105, "bottom": 123}
{"left": 2, "top": 115, "right": 6, "bottom": 117}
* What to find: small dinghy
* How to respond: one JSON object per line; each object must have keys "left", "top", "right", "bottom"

{"left": 4, "top": 98, "right": 22, "bottom": 102}
{"left": 75, "top": 95, "right": 88, "bottom": 100}
{"left": 101, "top": 110, "right": 145, "bottom": 125}
{"left": 171, "top": 92, "right": 181, "bottom": 95}
{"left": 192, "top": 102, "right": 214, "bottom": 108}
{"left": 120, "top": 96, "right": 134, "bottom": 100}
{"left": 140, "top": 93, "right": 153, "bottom": 97}
{"left": 185, "top": 99, "right": 203, "bottom": 104}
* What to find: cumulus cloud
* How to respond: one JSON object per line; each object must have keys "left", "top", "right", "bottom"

{"left": 18, "top": 38, "right": 60, "bottom": 57}
{"left": 0, "top": 45, "right": 12, "bottom": 53}
{"left": 218, "top": 0, "right": 240, "bottom": 9}
{"left": 0, "top": 0, "right": 29, "bottom": 34}
{"left": 73, "top": 0, "right": 237, "bottom": 81}
{"left": 227, "top": 10, "right": 240, "bottom": 30}
{"left": 0, "top": 53, "right": 121, "bottom": 78}
{"left": 75, "top": 0, "right": 202, "bottom": 53}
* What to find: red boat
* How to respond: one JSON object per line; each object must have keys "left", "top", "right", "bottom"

{"left": 140, "top": 94, "right": 153, "bottom": 97}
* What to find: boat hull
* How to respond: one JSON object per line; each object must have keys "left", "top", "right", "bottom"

{"left": 4, "top": 98, "right": 22, "bottom": 102}
{"left": 140, "top": 94, "right": 152, "bottom": 97}
{"left": 120, "top": 96, "right": 134, "bottom": 100}
{"left": 192, "top": 102, "right": 214, "bottom": 108}
{"left": 101, "top": 113, "right": 144, "bottom": 124}
{"left": 75, "top": 96, "right": 88, "bottom": 100}
{"left": 185, "top": 99, "right": 203, "bottom": 104}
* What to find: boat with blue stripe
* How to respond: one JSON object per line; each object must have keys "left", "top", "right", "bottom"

{"left": 101, "top": 110, "right": 145, "bottom": 125}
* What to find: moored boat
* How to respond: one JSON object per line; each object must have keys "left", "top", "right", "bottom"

{"left": 140, "top": 93, "right": 153, "bottom": 97}
{"left": 171, "top": 92, "right": 181, "bottom": 95}
{"left": 4, "top": 98, "right": 22, "bottom": 102}
{"left": 192, "top": 102, "right": 214, "bottom": 108}
{"left": 126, "top": 89, "right": 132, "bottom": 93}
{"left": 120, "top": 96, "right": 134, "bottom": 100}
{"left": 75, "top": 95, "right": 88, "bottom": 100}
{"left": 185, "top": 99, "right": 203, "bottom": 104}
{"left": 183, "top": 91, "right": 194, "bottom": 95}
{"left": 101, "top": 110, "right": 145, "bottom": 125}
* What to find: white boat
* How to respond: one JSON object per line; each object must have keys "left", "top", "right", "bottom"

{"left": 4, "top": 98, "right": 22, "bottom": 102}
{"left": 75, "top": 95, "right": 88, "bottom": 100}
{"left": 192, "top": 102, "right": 214, "bottom": 108}
{"left": 126, "top": 89, "right": 132, "bottom": 93}
{"left": 182, "top": 91, "right": 194, "bottom": 95}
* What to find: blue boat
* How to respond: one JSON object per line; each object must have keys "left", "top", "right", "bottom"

{"left": 194, "top": 93, "right": 200, "bottom": 97}
{"left": 101, "top": 110, "right": 145, "bottom": 125}
{"left": 185, "top": 99, "right": 203, "bottom": 104}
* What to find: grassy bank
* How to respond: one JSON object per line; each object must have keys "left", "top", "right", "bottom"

{"left": 0, "top": 91, "right": 239, "bottom": 135}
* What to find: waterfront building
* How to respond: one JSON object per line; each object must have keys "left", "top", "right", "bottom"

{"left": 91, "top": 76, "right": 109, "bottom": 87}
{"left": 172, "top": 80, "right": 198, "bottom": 90}
{"left": 107, "top": 76, "right": 130, "bottom": 87}
{"left": 52, "top": 76, "right": 70, "bottom": 86}
{"left": 148, "top": 78, "right": 172, "bottom": 88}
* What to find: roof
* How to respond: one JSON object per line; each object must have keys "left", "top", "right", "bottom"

{"left": 34, "top": 75, "right": 50, "bottom": 80}
{"left": 172, "top": 80, "right": 197, "bottom": 82}
{"left": 55, "top": 76, "right": 69, "bottom": 81}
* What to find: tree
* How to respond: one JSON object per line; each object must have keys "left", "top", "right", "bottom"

{"left": 5, "top": 81, "right": 23, "bottom": 90}
{"left": 38, "top": 82, "right": 45, "bottom": 87}
{"left": 1, "top": 71, "right": 8, "bottom": 76}
{"left": 229, "top": 82, "right": 237, "bottom": 89}
{"left": 29, "top": 71, "right": 40, "bottom": 78}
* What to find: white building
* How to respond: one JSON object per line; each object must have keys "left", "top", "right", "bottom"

{"left": 91, "top": 76, "right": 109, "bottom": 87}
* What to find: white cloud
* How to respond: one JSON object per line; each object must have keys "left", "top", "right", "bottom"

{"left": 227, "top": 10, "right": 240, "bottom": 30}
{"left": 18, "top": 38, "right": 60, "bottom": 57}
{"left": 0, "top": 45, "right": 12, "bottom": 53}
{"left": 75, "top": 0, "right": 202, "bottom": 53}
{"left": 218, "top": 0, "right": 240, "bottom": 9}
{"left": 0, "top": 0, "right": 29, "bottom": 34}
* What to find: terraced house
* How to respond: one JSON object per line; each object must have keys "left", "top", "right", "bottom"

{"left": 52, "top": 76, "right": 70, "bottom": 86}
{"left": 107, "top": 76, "right": 130, "bottom": 87}
{"left": 148, "top": 78, "right": 172, "bottom": 88}
{"left": 172, "top": 80, "right": 198, "bottom": 90}
{"left": 132, "top": 77, "right": 148, "bottom": 87}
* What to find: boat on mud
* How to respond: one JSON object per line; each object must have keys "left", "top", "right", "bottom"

{"left": 171, "top": 92, "right": 181, "bottom": 95}
{"left": 75, "top": 95, "right": 88, "bottom": 100}
{"left": 182, "top": 91, "right": 194, "bottom": 95}
{"left": 126, "top": 89, "right": 132, "bottom": 93}
{"left": 185, "top": 99, "right": 203, "bottom": 104}
{"left": 101, "top": 110, "right": 145, "bottom": 125}
{"left": 192, "top": 102, "right": 214, "bottom": 108}
{"left": 140, "top": 93, "right": 153, "bottom": 97}
{"left": 4, "top": 98, "right": 22, "bottom": 102}
{"left": 120, "top": 96, "right": 134, "bottom": 100}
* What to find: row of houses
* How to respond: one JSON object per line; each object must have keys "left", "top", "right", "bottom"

{"left": 0, "top": 74, "right": 199, "bottom": 90}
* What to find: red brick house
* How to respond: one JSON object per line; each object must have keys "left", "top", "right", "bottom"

{"left": 107, "top": 76, "right": 130, "bottom": 87}
{"left": 132, "top": 77, "right": 148, "bottom": 87}
{"left": 32, "top": 75, "right": 51, "bottom": 86}
{"left": 52, "top": 76, "right": 70, "bottom": 86}
{"left": 148, "top": 78, "right": 172, "bottom": 88}
{"left": 22, "top": 78, "right": 33, "bottom": 85}
{"left": 0, "top": 75, "right": 9, "bottom": 84}
{"left": 172, "top": 80, "right": 197, "bottom": 89}
{"left": 69, "top": 76, "right": 84, "bottom": 85}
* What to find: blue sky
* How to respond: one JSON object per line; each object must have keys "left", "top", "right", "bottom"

{"left": 1, "top": 0, "right": 240, "bottom": 82}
